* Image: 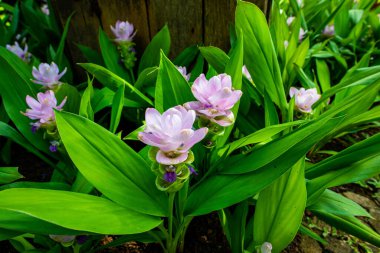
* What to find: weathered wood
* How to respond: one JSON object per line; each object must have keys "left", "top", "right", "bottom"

{"left": 51, "top": 0, "right": 272, "bottom": 63}
{"left": 146, "top": 0, "right": 203, "bottom": 57}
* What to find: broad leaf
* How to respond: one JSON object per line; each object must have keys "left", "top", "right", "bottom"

{"left": 55, "top": 111, "right": 168, "bottom": 216}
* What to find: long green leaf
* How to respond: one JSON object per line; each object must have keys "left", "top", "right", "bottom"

{"left": 0, "top": 167, "right": 23, "bottom": 184}
{"left": 138, "top": 25, "right": 170, "bottom": 74}
{"left": 253, "top": 159, "right": 306, "bottom": 253}
{"left": 236, "top": 1, "right": 287, "bottom": 112}
{"left": 0, "top": 188, "right": 161, "bottom": 234}
{"left": 155, "top": 51, "right": 193, "bottom": 112}
{"left": 55, "top": 111, "right": 168, "bottom": 216}
{"left": 78, "top": 63, "right": 153, "bottom": 106}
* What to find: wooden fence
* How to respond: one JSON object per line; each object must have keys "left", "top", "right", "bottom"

{"left": 51, "top": 0, "right": 271, "bottom": 64}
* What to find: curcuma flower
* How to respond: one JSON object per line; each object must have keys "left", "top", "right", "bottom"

{"left": 176, "top": 66, "right": 191, "bottom": 81}
{"left": 261, "top": 242, "right": 272, "bottom": 253}
{"left": 41, "top": 4, "right": 50, "bottom": 15}
{"left": 6, "top": 42, "right": 31, "bottom": 62}
{"left": 138, "top": 106, "right": 208, "bottom": 165}
{"left": 22, "top": 90, "right": 67, "bottom": 130}
{"left": 111, "top": 20, "right": 136, "bottom": 43}
{"left": 242, "top": 65, "right": 252, "bottom": 82}
{"left": 322, "top": 24, "right": 335, "bottom": 37}
{"left": 184, "top": 74, "right": 242, "bottom": 127}
{"left": 289, "top": 87, "right": 321, "bottom": 113}
{"left": 32, "top": 62, "right": 67, "bottom": 89}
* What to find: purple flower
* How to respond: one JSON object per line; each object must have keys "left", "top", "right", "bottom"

{"left": 176, "top": 66, "right": 191, "bottom": 81}
{"left": 49, "top": 141, "right": 59, "bottom": 152}
{"left": 41, "top": 4, "right": 50, "bottom": 15}
{"left": 49, "top": 235, "right": 76, "bottom": 243}
{"left": 110, "top": 20, "right": 137, "bottom": 43}
{"left": 22, "top": 90, "right": 67, "bottom": 129}
{"left": 6, "top": 42, "right": 31, "bottom": 62}
{"left": 289, "top": 87, "right": 321, "bottom": 113}
{"left": 322, "top": 24, "right": 335, "bottom": 37}
{"left": 242, "top": 65, "right": 252, "bottom": 82}
{"left": 184, "top": 74, "right": 242, "bottom": 127}
{"left": 286, "top": 16, "right": 295, "bottom": 26}
{"left": 138, "top": 106, "right": 208, "bottom": 165}
{"left": 32, "top": 62, "right": 67, "bottom": 89}
{"left": 163, "top": 166, "right": 177, "bottom": 183}
{"left": 261, "top": 242, "right": 272, "bottom": 253}
{"left": 188, "top": 165, "right": 198, "bottom": 175}
{"left": 299, "top": 28, "right": 306, "bottom": 42}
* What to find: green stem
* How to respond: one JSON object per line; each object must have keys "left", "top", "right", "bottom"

{"left": 167, "top": 192, "right": 176, "bottom": 253}
{"left": 129, "top": 68, "right": 136, "bottom": 84}
{"left": 177, "top": 217, "right": 193, "bottom": 253}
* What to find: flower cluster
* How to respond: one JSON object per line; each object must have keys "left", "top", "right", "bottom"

{"left": 286, "top": 16, "right": 306, "bottom": 42}
{"left": 176, "top": 66, "right": 191, "bottom": 81}
{"left": 290, "top": 87, "right": 321, "bottom": 113}
{"left": 22, "top": 62, "right": 68, "bottom": 152}
{"left": 111, "top": 20, "right": 137, "bottom": 69}
{"left": 139, "top": 73, "right": 242, "bottom": 191}
{"left": 32, "top": 62, "right": 67, "bottom": 89}
{"left": 322, "top": 24, "right": 335, "bottom": 37}
{"left": 185, "top": 74, "right": 242, "bottom": 127}
{"left": 23, "top": 90, "right": 66, "bottom": 131}
{"left": 6, "top": 42, "right": 31, "bottom": 62}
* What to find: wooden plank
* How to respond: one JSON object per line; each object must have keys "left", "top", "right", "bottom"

{"left": 146, "top": 0, "right": 203, "bottom": 58}
{"left": 98, "top": 0, "right": 150, "bottom": 58}
{"left": 204, "top": 0, "right": 271, "bottom": 51}
{"left": 51, "top": 0, "right": 102, "bottom": 64}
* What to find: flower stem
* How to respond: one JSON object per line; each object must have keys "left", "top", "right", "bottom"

{"left": 167, "top": 192, "right": 176, "bottom": 253}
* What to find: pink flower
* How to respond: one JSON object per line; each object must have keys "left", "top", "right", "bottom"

{"left": 184, "top": 74, "right": 242, "bottom": 127}
{"left": 289, "top": 87, "right": 321, "bottom": 113}
{"left": 176, "top": 66, "right": 191, "bottom": 81}
{"left": 299, "top": 28, "right": 306, "bottom": 42}
{"left": 287, "top": 16, "right": 295, "bottom": 26}
{"left": 23, "top": 90, "right": 67, "bottom": 129}
{"left": 138, "top": 106, "right": 208, "bottom": 165}
{"left": 32, "top": 62, "right": 67, "bottom": 89}
{"left": 261, "top": 242, "right": 273, "bottom": 253}
{"left": 41, "top": 4, "right": 50, "bottom": 15}
{"left": 242, "top": 65, "right": 252, "bottom": 82}
{"left": 6, "top": 42, "right": 31, "bottom": 62}
{"left": 322, "top": 24, "right": 335, "bottom": 37}
{"left": 110, "top": 20, "right": 136, "bottom": 43}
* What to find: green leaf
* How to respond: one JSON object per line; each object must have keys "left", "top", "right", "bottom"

{"left": 307, "top": 154, "right": 380, "bottom": 205}
{"left": 98, "top": 28, "right": 131, "bottom": 83}
{"left": 138, "top": 25, "right": 170, "bottom": 74}
{"left": 225, "top": 120, "right": 304, "bottom": 155}
{"left": 309, "top": 190, "right": 371, "bottom": 218}
{"left": 316, "top": 59, "right": 331, "bottom": 93}
{"left": 55, "top": 111, "right": 168, "bottom": 216}
{"left": 199, "top": 46, "right": 229, "bottom": 73}
{"left": 55, "top": 83, "right": 81, "bottom": 114}
{"left": 253, "top": 159, "right": 306, "bottom": 253}
{"left": 184, "top": 116, "right": 342, "bottom": 216}
{"left": 313, "top": 211, "right": 380, "bottom": 247}
{"left": 110, "top": 84, "right": 125, "bottom": 133}
{"left": 134, "top": 67, "right": 158, "bottom": 90}
{"left": 0, "top": 188, "right": 162, "bottom": 234}
{"left": 313, "top": 66, "right": 380, "bottom": 107}
{"left": 173, "top": 45, "right": 199, "bottom": 66}
{"left": 299, "top": 225, "right": 327, "bottom": 245}
{"left": 155, "top": 51, "right": 193, "bottom": 112}
{"left": 79, "top": 78, "right": 94, "bottom": 120}
{"left": 78, "top": 63, "right": 153, "bottom": 107}
{"left": 0, "top": 167, "right": 23, "bottom": 184}
{"left": 77, "top": 44, "right": 104, "bottom": 66}
{"left": 53, "top": 13, "right": 73, "bottom": 68}
{"left": 236, "top": 1, "right": 287, "bottom": 113}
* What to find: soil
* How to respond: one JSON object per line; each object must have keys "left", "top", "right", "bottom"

{"left": 0, "top": 129, "right": 379, "bottom": 253}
